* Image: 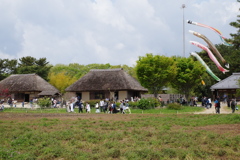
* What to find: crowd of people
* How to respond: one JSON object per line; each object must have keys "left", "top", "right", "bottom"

{"left": 66, "top": 97, "right": 133, "bottom": 114}
{"left": 201, "top": 96, "right": 239, "bottom": 114}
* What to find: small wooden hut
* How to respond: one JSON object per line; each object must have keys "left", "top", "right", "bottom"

{"left": 210, "top": 72, "right": 240, "bottom": 100}
{"left": 65, "top": 68, "right": 148, "bottom": 101}
{"left": 0, "top": 74, "right": 60, "bottom": 102}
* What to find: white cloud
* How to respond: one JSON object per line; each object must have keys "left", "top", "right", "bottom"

{"left": 0, "top": 0, "right": 239, "bottom": 66}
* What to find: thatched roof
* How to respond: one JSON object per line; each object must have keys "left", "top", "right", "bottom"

{"left": 65, "top": 68, "right": 148, "bottom": 92}
{"left": 0, "top": 74, "right": 60, "bottom": 95}
{"left": 38, "top": 91, "right": 60, "bottom": 96}
{"left": 211, "top": 73, "right": 240, "bottom": 90}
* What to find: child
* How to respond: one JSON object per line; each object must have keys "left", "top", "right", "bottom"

{"left": 95, "top": 102, "right": 100, "bottom": 113}
{"left": 214, "top": 99, "right": 220, "bottom": 114}
{"left": 86, "top": 103, "right": 91, "bottom": 113}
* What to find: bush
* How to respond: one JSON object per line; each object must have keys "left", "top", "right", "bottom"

{"left": 137, "top": 98, "right": 158, "bottom": 110}
{"left": 84, "top": 100, "right": 101, "bottom": 108}
{"left": 128, "top": 101, "right": 138, "bottom": 108}
{"left": 38, "top": 97, "right": 52, "bottom": 109}
{"left": 167, "top": 103, "right": 182, "bottom": 110}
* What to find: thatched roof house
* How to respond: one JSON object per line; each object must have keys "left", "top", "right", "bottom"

{"left": 0, "top": 74, "right": 60, "bottom": 102}
{"left": 210, "top": 72, "right": 240, "bottom": 100}
{"left": 65, "top": 68, "right": 148, "bottom": 101}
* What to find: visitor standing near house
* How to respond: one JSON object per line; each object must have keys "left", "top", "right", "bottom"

{"left": 204, "top": 97, "right": 209, "bottom": 109}
{"left": 208, "top": 98, "right": 212, "bottom": 108}
{"left": 215, "top": 97, "right": 221, "bottom": 114}
{"left": 78, "top": 100, "right": 83, "bottom": 113}
{"left": 53, "top": 99, "right": 57, "bottom": 108}
{"left": 230, "top": 98, "right": 236, "bottom": 113}
{"left": 112, "top": 102, "right": 117, "bottom": 113}
{"left": 8, "top": 97, "right": 13, "bottom": 107}
{"left": 99, "top": 99, "right": 104, "bottom": 112}
{"left": 109, "top": 102, "right": 113, "bottom": 113}
{"left": 120, "top": 101, "right": 123, "bottom": 113}
{"left": 223, "top": 94, "right": 227, "bottom": 104}
{"left": 66, "top": 102, "right": 70, "bottom": 112}
{"left": 227, "top": 97, "right": 230, "bottom": 107}
{"left": 0, "top": 102, "right": 4, "bottom": 111}
{"left": 30, "top": 99, "right": 33, "bottom": 109}
{"left": 86, "top": 103, "right": 91, "bottom": 113}
{"left": 95, "top": 102, "right": 100, "bottom": 113}
{"left": 158, "top": 96, "right": 163, "bottom": 107}
{"left": 70, "top": 100, "right": 74, "bottom": 112}
{"left": 103, "top": 100, "right": 108, "bottom": 113}
{"left": 122, "top": 102, "right": 126, "bottom": 114}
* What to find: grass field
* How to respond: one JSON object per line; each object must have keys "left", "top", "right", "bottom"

{"left": 0, "top": 107, "right": 239, "bottom": 159}
{"left": 2, "top": 105, "right": 205, "bottom": 114}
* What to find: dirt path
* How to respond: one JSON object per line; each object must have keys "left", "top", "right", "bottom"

{"left": 195, "top": 102, "right": 237, "bottom": 114}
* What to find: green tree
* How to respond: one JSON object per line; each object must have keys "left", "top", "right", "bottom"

{"left": 17, "top": 56, "right": 52, "bottom": 80}
{"left": 171, "top": 57, "right": 205, "bottom": 101}
{"left": 136, "top": 53, "right": 176, "bottom": 98}
{"left": 229, "top": 1, "right": 240, "bottom": 48}
{"left": 49, "top": 72, "right": 77, "bottom": 94}
{"left": 0, "top": 59, "right": 18, "bottom": 80}
{"left": 37, "top": 97, "right": 52, "bottom": 108}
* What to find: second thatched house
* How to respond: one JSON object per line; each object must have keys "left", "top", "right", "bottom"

{"left": 65, "top": 68, "right": 148, "bottom": 101}
{"left": 0, "top": 74, "right": 60, "bottom": 102}
{"left": 210, "top": 72, "right": 240, "bottom": 100}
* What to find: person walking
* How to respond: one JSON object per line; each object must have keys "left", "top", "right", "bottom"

{"left": 230, "top": 98, "right": 236, "bottom": 113}
{"left": 103, "top": 100, "right": 108, "bottom": 113}
{"left": 112, "top": 102, "right": 117, "bottom": 113}
{"left": 78, "top": 100, "right": 83, "bottom": 113}
{"left": 122, "top": 102, "right": 126, "bottom": 114}
{"left": 120, "top": 101, "right": 123, "bottom": 113}
{"left": 99, "top": 99, "right": 104, "bottom": 112}
{"left": 95, "top": 102, "right": 100, "bottom": 113}
{"left": 86, "top": 103, "right": 91, "bottom": 113}
{"left": 208, "top": 98, "right": 212, "bottom": 108}
{"left": 215, "top": 98, "right": 221, "bottom": 114}
{"left": 70, "top": 100, "right": 74, "bottom": 112}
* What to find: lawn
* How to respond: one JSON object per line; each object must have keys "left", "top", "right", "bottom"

{"left": 0, "top": 107, "right": 239, "bottom": 159}
{"left": 2, "top": 105, "right": 205, "bottom": 114}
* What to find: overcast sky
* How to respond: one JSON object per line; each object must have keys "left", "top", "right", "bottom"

{"left": 0, "top": 0, "right": 239, "bottom": 66}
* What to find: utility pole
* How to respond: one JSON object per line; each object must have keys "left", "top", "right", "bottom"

{"left": 182, "top": 4, "right": 186, "bottom": 57}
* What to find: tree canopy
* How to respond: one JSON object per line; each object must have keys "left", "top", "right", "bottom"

{"left": 136, "top": 54, "right": 176, "bottom": 98}
{"left": 17, "top": 56, "right": 52, "bottom": 80}
{"left": 171, "top": 57, "right": 205, "bottom": 101}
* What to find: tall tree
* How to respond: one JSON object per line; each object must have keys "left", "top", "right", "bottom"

{"left": 229, "top": 1, "right": 240, "bottom": 48}
{"left": 136, "top": 53, "right": 176, "bottom": 98}
{"left": 0, "top": 59, "right": 18, "bottom": 80}
{"left": 17, "top": 56, "right": 52, "bottom": 80}
{"left": 171, "top": 57, "right": 205, "bottom": 101}
{"left": 49, "top": 72, "right": 77, "bottom": 94}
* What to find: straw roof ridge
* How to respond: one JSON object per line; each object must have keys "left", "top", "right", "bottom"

{"left": 90, "top": 68, "right": 123, "bottom": 72}
{"left": 0, "top": 73, "right": 60, "bottom": 93}
{"left": 210, "top": 72, "right": 240, "bottom": 90}
{"left": 65, "top": 68, "right": 147, "bottom": 92}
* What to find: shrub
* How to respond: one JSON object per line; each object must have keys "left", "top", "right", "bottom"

{"left": 84, "top": 100, "right": 101, "bottom": 108}
{"left": 38, "top": 97, "right": 52, "bottom": 109}
{"left": 167, "top": 103, "right": 182, "bottom": 110}
{"left": 128, "top": 101, "right": 138, "bottom": 108}
{"left": 148, "top": 97, "right": 160, "bottom": 108}
{"left": 137, "top": 98, "right": 158, "bottom": 110}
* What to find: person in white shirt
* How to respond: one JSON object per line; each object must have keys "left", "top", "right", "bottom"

{"left": 95, "top": 102, "right": 100, "bottom": 113}
{"left": 99, "top": 99, "right": 104, "bottom": 112}
{"left": 70, "top": 100, "right": 74, "bottom": 112}
{"left": 86, "top": 103, "right": 91, "bottom": 113}
{"left": 208, "top": 98, "right": 212, "bottom": 108}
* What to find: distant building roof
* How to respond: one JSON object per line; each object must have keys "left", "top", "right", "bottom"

{"left": 65, "top": 68, "right": 148, "bottom": 92}
{"left": 0, "top": 74, "right": 60, "bottom": 94}
{"left": 210, "top": 73, "right": 240, "bottom": 90}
